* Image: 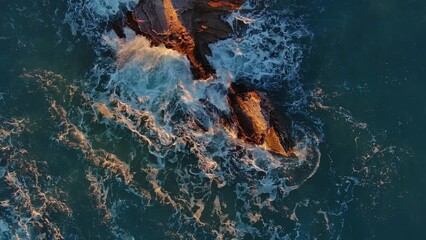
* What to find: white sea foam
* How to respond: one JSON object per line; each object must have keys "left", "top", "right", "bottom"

{"left": 210, "top": 4, "right": 312, "bottom": 90}
{"left": 65, "top": 0, "right": 137, "bottom": 37}
{"left": 0, "top": 116, "right": 74, "bottom": 240}
{"left": 87, "top": 0, "right": 138, "bottom": 18}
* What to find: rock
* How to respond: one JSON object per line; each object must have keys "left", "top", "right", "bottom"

{"left": 115, "top": 0, "right": 246, "bottom": 79}
{"left": 227, "top": 83, "right": 294, "bottom": 156}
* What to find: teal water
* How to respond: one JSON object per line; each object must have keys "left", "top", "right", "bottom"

{"left": 1, "top": 0, "right": 425, "bottom": 239}
{"left": 299, "top": 0, "right": 426, "bottom": 238}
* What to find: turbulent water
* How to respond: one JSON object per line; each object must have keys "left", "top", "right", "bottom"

{"left": 1, "top": 0, "right": 424, "bottom": 239}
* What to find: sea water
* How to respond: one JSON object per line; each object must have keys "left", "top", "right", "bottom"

{"left": 0, "top": 0, "right": 425, "bottom": 239}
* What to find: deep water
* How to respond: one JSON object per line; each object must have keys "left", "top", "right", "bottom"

{"left": 297, "top": 0, "right": 426, "bottom": 238}
{"left": 0, "top": 0, "right": 425, "bottom": 239}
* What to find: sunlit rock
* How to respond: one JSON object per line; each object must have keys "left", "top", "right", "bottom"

{"left": 227, "top": 83, "right": 294, "bottom": 156}
{"left": 114, "top": 0, "right": 246, "bottom": 79}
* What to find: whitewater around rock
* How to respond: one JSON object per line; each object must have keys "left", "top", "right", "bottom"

{"left": 113, "top": 0, "right": 295, "bottom": 157}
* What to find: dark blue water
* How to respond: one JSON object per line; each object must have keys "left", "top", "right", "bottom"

{"left": 1, "top": 0, "right": 425, "bottom": 239}
{"left": 299, "top": 0, "right": 426, "bottom": 238}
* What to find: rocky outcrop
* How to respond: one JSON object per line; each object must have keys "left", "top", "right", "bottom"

{"left": 116, "top": 0, "right": 246, "bottom": 80}
{"left": 113, "top": 0, "right": 294, "bottom": 157}
{"left": 227, "top": 83, "right": 294, "bottom": 156}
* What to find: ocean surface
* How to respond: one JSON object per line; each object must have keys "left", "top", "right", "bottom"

{"left": 1, "top": 0, "right": 425, "bottom": 239}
